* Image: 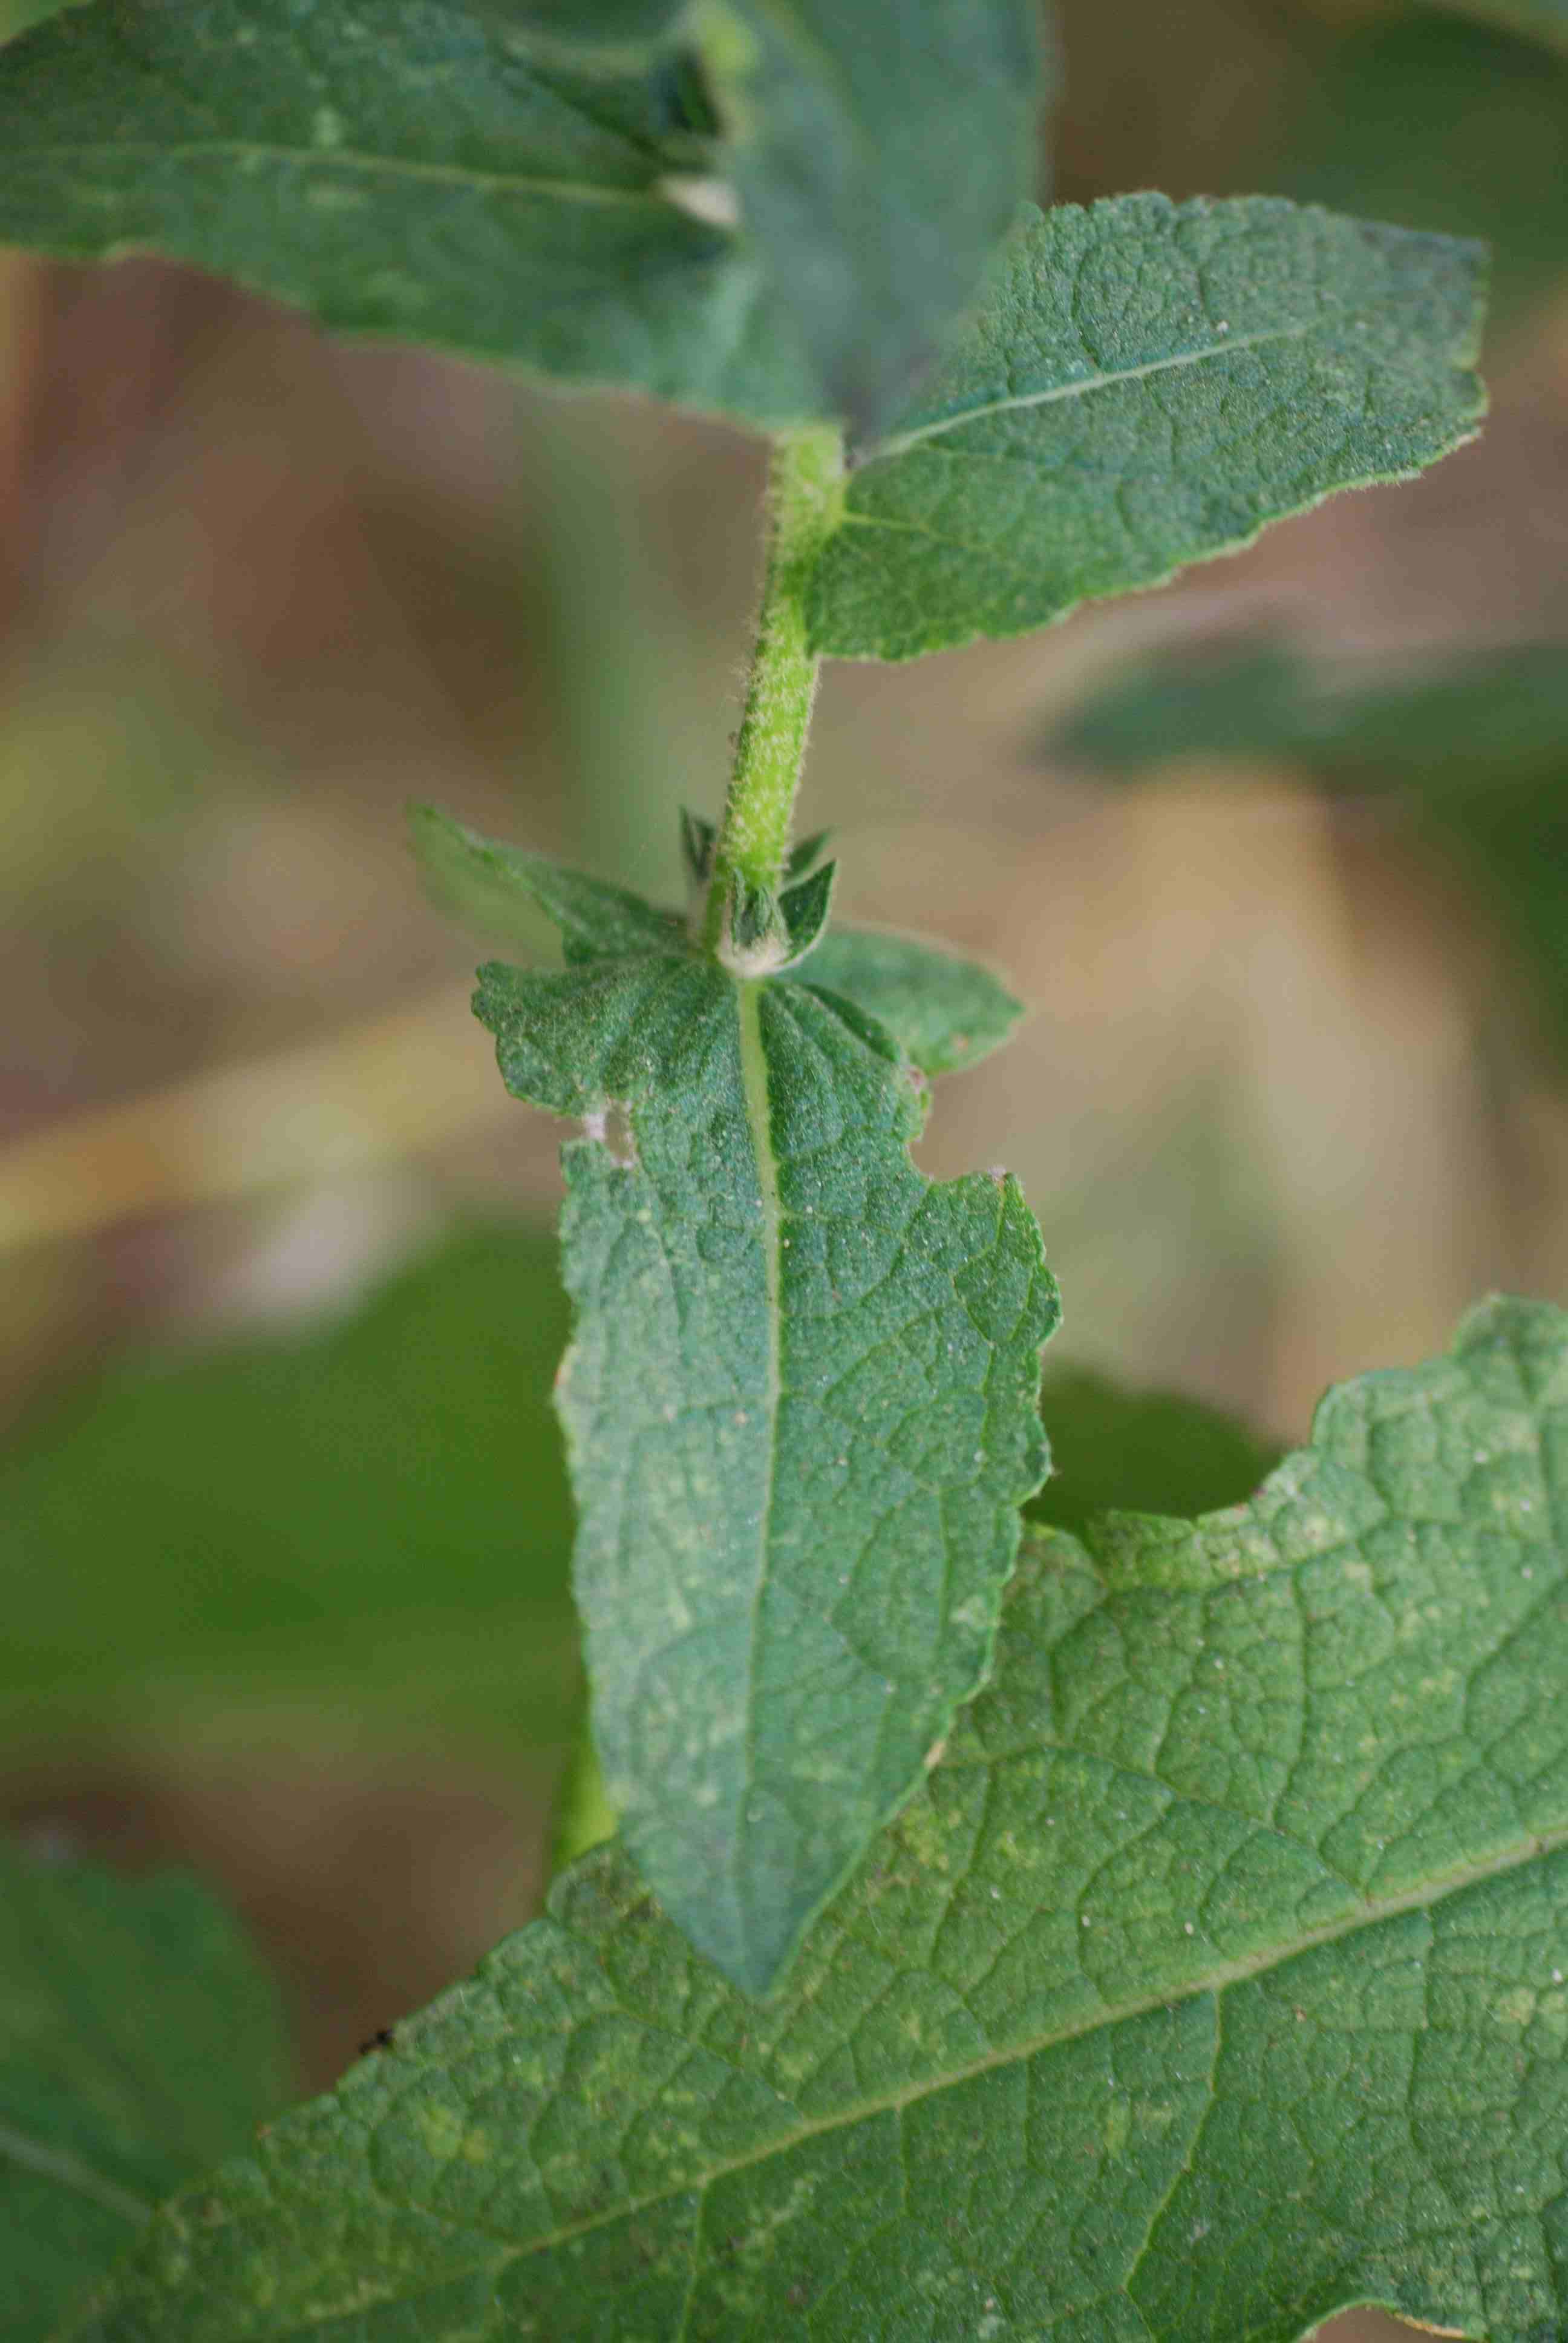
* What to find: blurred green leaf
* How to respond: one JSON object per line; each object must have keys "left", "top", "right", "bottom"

{"left": 1051, "top": 641, "right": 1568, "bottom": 1058}
{"left": 1031, "top": 1367, "right": 1281, "bottom": 1533}
{"left": 0, "top": 1227, "right": 578, "bottom": 1765}
{"left": 1, "top": 1841, "right": 289, "bottom": 2343}
{"left": 1282, "top": 12, "right": 1568, "bottom": 319}
{"left": 1436, "top": 0, "right": 1568, "bottom": 54}
{"left": 695, "top": 0, "right": 1045, "bottom": 436}
{"left": 0, "top": 0, "right": 818, "bottom": 427}
{"left": 806, "top": 196, "right": 1486, "bottom": 660}
{"left": 60, "top": 1295, "right": 1568, "bottom": 2343}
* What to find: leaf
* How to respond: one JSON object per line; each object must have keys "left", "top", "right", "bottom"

{"left": 1050, "top": 641, "right": 1568, "bottom": 1060}
{"left": 0, "top": 0, "right": 820, "bottom": 427}
{"left": 472, "top": 865, "right": 1059, "bottom": 1996}
{"left": 0, "top": 1227, "right": 578, "bottom": 1768}
{"left": 64, "top": 1295, "right": 1568, "bottom": 2343}
{"left": 806, "top": 924, "right": 1027, "bottom": 1074}
{"left": 694, "top": 0, "right": 1046, "bottom": 436}
{"left": 1437, "top": 0, "right": 1568, "bottom": 54}
{"left": 0, "top": 1841, "right": 289, "bottom": 2343}
{"left": 1029, "top": 1366, "right": 1282, "bottom": 1533}
{"left": 805, "top": 195, "right": 1488, "bottom": 661}
{"left": 1279, "top": 11, "right": 1568, "bottom": 321}
{"left": 411, "top": 804, "right": 685, "bottom": 964}
{"left": 417, "top": 804, "right": 1026, "bottom": 1070}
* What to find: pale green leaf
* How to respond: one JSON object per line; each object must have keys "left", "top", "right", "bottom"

{"left": 694, "top": 0, "right": 1045, "bottom": 434}
{"left": 472, "top": 875, "right": 1059, "bottom": 1996}
{"left": 807, "top": 195, "right": 1487, "bottom": 660}
{"left": 0, "top": 0, "right": 820, "bottom": 426}
{"left": 806, "top": 924, "right": 1027, "bottom": 1073}
{"left": 64, "top": 1296, "right": 1568, "bottom": 2343}
{"left": 1, "top": 1842, "right": 289, "bottom": 2343}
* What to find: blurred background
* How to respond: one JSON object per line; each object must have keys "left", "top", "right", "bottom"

{"left": 2, "top": 8, "right": 1566, "bottom": 2328}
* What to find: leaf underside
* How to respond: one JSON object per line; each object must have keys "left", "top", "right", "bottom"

{"left": 471, "top": 861, "right": 1058, "bottom": 1997}
{"left": 806, "top": 194, "right": 1488, "bottom": 660}
{"left": 65, "top": 1296, "right": 1568, "bottom": 2343}
{"left": 0, "top": 1844, "right": 289, "bottom": 2343}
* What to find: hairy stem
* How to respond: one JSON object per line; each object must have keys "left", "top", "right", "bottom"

{"left": 704, "top": 423, "right": 844, "bottom": 957}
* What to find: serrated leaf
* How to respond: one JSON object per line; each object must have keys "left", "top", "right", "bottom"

{"left": 806, "top": 923, "right": 1027, "bottom": 1074}
{"left": 1050, "top": 641, "right": 1568, "bottom": 1061}
{"left": 65, "top": 1296, "right": 1568, "bottom": 2343}
{"left": 1, "top": 1841, "right": 289, "bottom": 2343}
{"left": 0, "top": 0, "right": 820, "bottom": 427}
{"left": 694, "top": 0, "right": 1045, "bottom": 435}
{"left": 473, "top": 905, "right": 1058, "bottom": 1996}
{"left": 0, "top": 1227, "right": 577, "bottom": 1766}
{"left": 806, "top": 195, "right": 1488, "bottom": 661}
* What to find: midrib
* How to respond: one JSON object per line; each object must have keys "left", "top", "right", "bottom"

{"left": 25, "top": 140, "right": 671, "bottom": 209}
{"left": 0, "top": 2119, "right": 151, "bottom": 2226}
{"left": 859, "top": 318, "right": 1313, "bottom": 465}
{"left": 246, "top": 1817, "right": 1568, "bottom": 2338}
{"left": 732, "top": 983, "right": 784, "bottom": 1901}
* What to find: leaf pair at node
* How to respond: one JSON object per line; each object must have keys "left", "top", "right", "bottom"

{"left": 416, "top": 804, "right": 1059, "bottom": 1997}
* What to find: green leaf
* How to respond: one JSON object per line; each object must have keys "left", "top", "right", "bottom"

{"left": 0, "top": 1227, "right": 578, "bottom": 1768}
{"left": 1, "top": 1841, "right": 289, "bottom": 2343}
{"left": 806, "top": 195, "right": 1488, "bottom": 661}
{"left": 1279, "top": 12, "right": 1568, "bottom": 322}
{"left": 0, "top": 0, "right": 820, "bottom": 427}
{"left": 1051, "top": 641, "right": 1568, "bottom": 1060}
{"left": 65, "top": 1296, "right": 1568, "bottom": 2343}
{"left": 694, "top": 0, "right": 1045, "bottom": 435}
{"left": 806, "top": 924, "right": 1027, "bottom": 1074}
{"left": 417, "top": 806, "right": 1026, "bottom": 1070}
{"left": 1437, "top": 0, "right": 1568, "bottom": 54}
{"left": 473, "top": 870, "right": 1058, "bottom": 1996}
{"left": 1030, "top": 1366, "right": 1282, "bottom": 1533}
{"left": 411, "top": 804, "right": 685, "bottom": 964}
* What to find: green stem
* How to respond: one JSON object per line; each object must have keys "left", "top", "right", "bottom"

{"left": 704, "top": 423, "right": 844, "bottom": 960}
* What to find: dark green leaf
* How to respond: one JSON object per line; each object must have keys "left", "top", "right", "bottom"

{"left": 805, "top": 924, "right": 1027, "bottom": 1074}
{"left": 696, "top": 0, "right": 1045, "bottom": 434}
{"left": 1281, "top": 12, "right": 1568, "bottom": 321}
{"left": 1436, "top": 0, "right": 1568, "bottom": 53}
{"left": 1050, "top": 641, "right": 1568, "bottom": 1059}
{"left": 775, "top": 856, "right": 835, "bottom": 964}
{"left": 1, "top": 1842, "right": 289, "bottom": 2343}
{"left": 64, "top": 1296, "right": 1568, "bottom": 2343}
{"left": 473, "top": 867, "right": 1058, "bottom": 1996}
{"left": 0, "top": 1227, "right": 578, "bottom": 1766}
{"left": 806, "top": 195, "right": 1487, "bottom": 660}
{"left": 0, "top": 0, "right": 820, "bottom": 426}
{"left": 1030, "top": 1366, "right": 1282, "bottom": 1533}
